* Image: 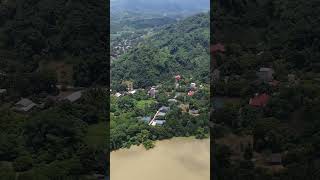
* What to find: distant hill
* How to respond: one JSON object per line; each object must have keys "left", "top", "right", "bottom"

{"left": 111, "top": 0, "right": 209, "bottom": 17}
{"left": 111, "top": 13, "right": 210, "bottom": 88}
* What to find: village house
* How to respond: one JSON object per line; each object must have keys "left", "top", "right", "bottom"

{"left": 0, "top": 89, "right": 7, "bottom": 94}
{"left": 224, "top": 76, "right": 230, "bottom": 83}
{"left": 14, "top": 98, "right": 37, "bottom": 112}
{"left": 211, "top": 43, "right": 225, "bottom": 53}
{"left": 156, "top": 111, "right": 166, "bottom": 118}
{"left": 269, "top": 80, "right": 280, "bottom": 87}
{"left": 189, "top": 108, "right": 199, "bottom": 116}
{"left": 249, "top": 93, "right": 270, "bottom": 107}
{"left": 175, "top": 75, "right": 181, "bottom": 88}
{"left": 287, "top": 73, "right": 299, "bottom": 86}
{"left": 148, "top": 87, "right": 156, "bottom": 98}
{"left": 159, "top": 106, "right": 170, "bottom": 113}
{"left": 212, "top": 69, "right": 220, "bottom": 82}
{"left": 267, "top": 153, "right": 282, "bottom": 165}
{"left": 154, "top": 106, "right": 170, "bottom": 118}
{"left": 288, "top": 74, "right": 295, "bottom": 83}
{"left": 188, "top": 90, "right": 195, "bottom": 96}
{"left": 168, "top": 98, "right": 178, "bottom": 103}
{"left": 190, "top": 83, "right": 196, "bottom": 90}
{"left": 256, "top": 67, "right": 274, "bottom": 83}
{"left": 154, "top": 120, "right": 166, "bottom": 125}
{"left": 150, "top": 119, "right": 166, "bottom": 126}
{"left": 139, "top": 116, "right": 151, "bottom": 123}
{"left": 174, "top": 92, "right": 181, "bottom": 99}
{"left": 63, "top": 91, "right": 82, "bottom": 103}
{"left": 128, "top": 89, "right": 137, "bottom": 94}
{"left": 115, "top": 92, "right": 122, "bottom": 97}
{"left": 175, "top": 75, "right": 181, "bottom": 82}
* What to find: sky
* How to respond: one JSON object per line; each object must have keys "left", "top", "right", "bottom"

{"left": 111, "top": 0, "right": 210, "bottom": 14}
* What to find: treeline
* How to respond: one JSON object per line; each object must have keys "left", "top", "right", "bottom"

{"left": 111, "top": 13, "right": 210, "bottom": 89}
{"left": 0, "top": 0, "right": 108, "bottom": 87}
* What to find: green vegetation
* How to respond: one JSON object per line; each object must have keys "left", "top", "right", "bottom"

{"left": 0, "top": 0, "right": 108, "bottom": 88}
{"left": 111, "top": 13, "right": 210, "bottom": 89}
{"left": 110, "top": 87, "right": 209, "bottom": 151}
{"left": 0, "top": 0, "right": 108, "bottom": 178}
{"left": 212, "top": 0, "right": 320, "bottom": 179}
{"left": 111, "top": 12, "right": 210, "bottom": 151}
{"left": 0, "top": 89, "right": 108, "bottom": 179}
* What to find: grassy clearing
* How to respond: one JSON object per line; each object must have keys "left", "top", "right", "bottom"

{"left": 136, "top": 99, "right": 156, "bottom": 109}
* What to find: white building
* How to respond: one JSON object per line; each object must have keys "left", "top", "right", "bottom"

{"left": 14, "top": 98, "right": 37, "bottom": 112}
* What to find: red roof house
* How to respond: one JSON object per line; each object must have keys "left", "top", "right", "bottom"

{"left": 249, "top": 93, "right": 270, "bottom": 107}
{"left": 175, "top": 75, "right": 181, "bottom": 81}
{"left": 187, "top": 91, "right": 195, "bottom": 96}
{"left": 211, "top": 43, "right": 225, "bottom": 54}
{"left": 269, "top": 80, "right": 280, "bottom": 87}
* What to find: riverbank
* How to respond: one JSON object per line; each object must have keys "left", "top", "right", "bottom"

{"left": 111, "top": 137, "right": 210, "bottom": 180}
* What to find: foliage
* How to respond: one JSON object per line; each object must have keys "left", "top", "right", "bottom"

{"left": 112, "top": 13, "right": 210, "bottom": 88}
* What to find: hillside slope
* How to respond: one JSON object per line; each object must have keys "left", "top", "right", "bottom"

{"left": 111, "top": 13, "right": 210, "bottom": 88}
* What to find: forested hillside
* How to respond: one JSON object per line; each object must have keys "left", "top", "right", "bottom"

{"left": 0, "top": 0, "right": 108, "bottom": 87}
{"left": 212, "top": 1, "right": 320, "bottom": 180}
{"left": 111, "top": 13, "right": 210, "bottom": 89}
{"left": 0, "top": 0, "right": 108, "bottom": 179}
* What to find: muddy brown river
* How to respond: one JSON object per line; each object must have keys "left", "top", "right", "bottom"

{"left": 111, "top": 137, "right": 210, "bottom": 180}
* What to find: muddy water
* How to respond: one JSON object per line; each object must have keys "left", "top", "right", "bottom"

{"left": 111, "top": 137, "right": 210, "bottom": 180}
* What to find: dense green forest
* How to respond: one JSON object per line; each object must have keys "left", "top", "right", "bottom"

{"left": 0, "top": 0, "right": 108, "bottom": 179}
{"left": 212, "top": 0, "right": 320, "bottom": 179}
{"left": 111, "top": 13, "right": 210, "bottom": 89}
{"left": 0, "top": 0, "right": 108, "bottom": 87}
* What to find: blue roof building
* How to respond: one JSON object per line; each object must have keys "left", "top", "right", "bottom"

{"left": 159, "top": 106, "right": 170, "bottom": 113}
{"left": 140, "top": 116, "right": 151, "bottom": 122}
{"left": 155, "top": 120, "right": 166, "bottom": 125}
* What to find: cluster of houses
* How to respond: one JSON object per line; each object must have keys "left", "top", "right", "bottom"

{"left": 148, "top": 106, "right": 170, "bottom": 126}
{"left": 12, "top": 90, "right": 83, "bottom": 113}
{"left": 111, "top": 30, "right": 150, "bottom": 62}
{"left": 111, "top": 37, "right": 135, "bottom": 60}
{"left": 112, "top": 75, "right": 204, "bottom": 126}
{"left": 212, "top": 43, "right": 286, "bottom": 168}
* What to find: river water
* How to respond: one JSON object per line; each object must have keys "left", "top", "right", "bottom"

{"left": 110, "top": 137, "right": 210, "bottom": 180}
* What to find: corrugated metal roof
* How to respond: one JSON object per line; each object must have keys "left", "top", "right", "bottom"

{"left": 16, "top": 98, "right": 34, "bottom": 107}
{"left": 65, "top": 91, "right": 82, "bottom": 102}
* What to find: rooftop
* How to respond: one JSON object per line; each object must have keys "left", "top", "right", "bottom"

{"left": 16, "top": 98, "right": 35, "bottom": 107}
{"left": 249, "top": 93, "right": 270, "bottom": 107}
{"left": 64, "top": 91, "right": 82, "bottom": 103}
{"left": 15, "top": 98, "right": 37, "bottom": 112}
{"left": 259, "top": 67, "right": 274, "bottom": 72}
{"left": 211, "top": 43, "right": 225, "bottom": 53}
{"left": 159, "top": 106, "right": 170, "bottom": 113}
{"left": 0, "top": 89, "right": 7, "bottom": 94}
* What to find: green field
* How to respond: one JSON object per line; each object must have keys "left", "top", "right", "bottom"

{"left": 136, "top": 99, "right": 156, "bottom": 109}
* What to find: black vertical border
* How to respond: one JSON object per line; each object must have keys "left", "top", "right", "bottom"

{"left": 106, "top": 0, "right": 110, "bottom": 179}
{"left": 210, "top": 0, "right": 216, "bottom": 180}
